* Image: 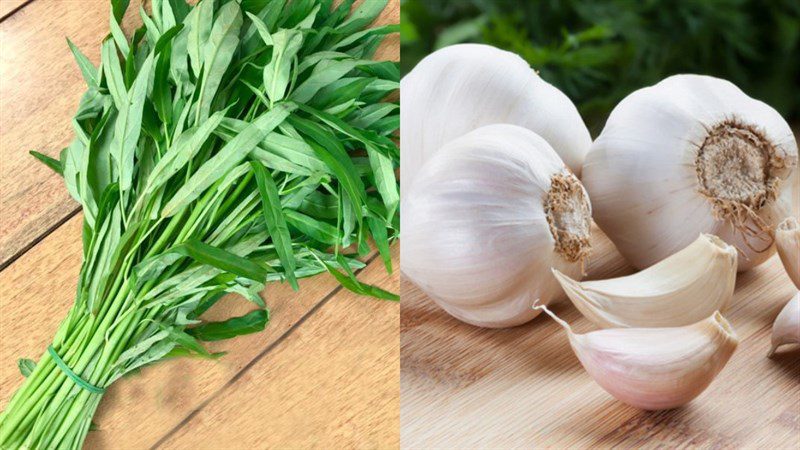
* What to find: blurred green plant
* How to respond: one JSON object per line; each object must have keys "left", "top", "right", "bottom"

{"left": 401, "top": 0, "right": 800, "bottom": 133}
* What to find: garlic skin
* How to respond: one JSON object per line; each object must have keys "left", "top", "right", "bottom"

{"left": 553, "top": 234, "right": 737, "bottom": 328}
{"left": 537, "top": 306, "right": 738, "bottom": 410}
{"left": 400, "top": 43, "right": 591, "bottom": 202}
{"left": 769, "top": 292, "right": 800, "bottom": 357}
{"left": 583, "top": 74, "right": 798, "bottom": 271}
{"left": 775, "top": 217, "right": 800, "bottom": 288}
{"left": 402, "top": 124, "right": 592, "bottom": 328}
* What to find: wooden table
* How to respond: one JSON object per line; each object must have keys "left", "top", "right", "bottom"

{"left": 401, "top": 225, "right": 800, "bottom": 449}
{"left": 0, "top": 1, "right": 399, "bottom": 448}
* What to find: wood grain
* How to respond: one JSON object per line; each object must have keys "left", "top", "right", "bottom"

{"left": 158, "top": 246, "right": 400, "bottom": 449}
{"left": 0, "top": 0, "right": 145, "bottom": 267}
{"left": 400, "top": 226, "right": 800, "bottom": 449}
{"left": 0, "top": 0, "right": 29, "bottom": 20}
{"left": 0, "top": 0, "right": 400, "bottom": 448}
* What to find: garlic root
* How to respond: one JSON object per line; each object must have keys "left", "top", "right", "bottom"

{"left": 776, "top": 217, "right": 800, "bottom": 289}
{"left": 769, "top": 292, "right": 800, "bottom": 357}
{"left": 552, "top": 234, "right": 737, "bottom": 328}
{"left": 536, "top": 305, "right": 738, "bottom": 410}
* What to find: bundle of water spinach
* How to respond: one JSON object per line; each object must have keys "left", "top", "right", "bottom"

{"left": 0, "top": 0, "right": 399, "bottom": 447}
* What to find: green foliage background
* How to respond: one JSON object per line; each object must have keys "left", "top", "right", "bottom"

{"left": 401, "top": 0, "right": 800, "bottom": 133}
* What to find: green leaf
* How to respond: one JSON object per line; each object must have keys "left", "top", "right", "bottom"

{"left": 111, "top": 0, "right": 130, "bottom": 23}
{"left": 174, "top": 239, "right": 268, "bottom": 282}
{"left": 246, "top": 11, "right": 273, "bottom": 46}
{"left": 29, "top": 151, "right": 63, "bottom": 176}
{"left": 263, "top": 29, "right": 304, "bottom": 104}
{"left": 61, "top": 140, "right": 82, "bottom": 203}
{"left": 291, "top": 58, "right": 366, "bottom": 104}
{"left": 366, "top": 145, "right": 398, "bottom": 219}
{"left": 286, "top": 115, "right": 367, "bottom": 224}
{"left": 188, "top": 0, "right": 215, "bottom": 77}
{"left": 192, "top": 291, "right": 228, "bottom": 318}
{"left": 140, "top": 6, "right": 164, "bottom": 45}
{"left": 162, "top": 104, "right": 292, "bottom": 217}
{"left": 170, "top": 17, "right": 191, "bottom": 86}
{"left": 220, "top": 119, "right": 329, "bottom": 173}
{"left": 311, "top": 76, "right": 374, "bottom": 110}
{"left": 153, "top": 49, "right": 173, "bottom": 124}
{"left": 160, "top": 325, "right": 216, "bottom": 358}
{"left": 109, "top": 9, "right": 130, "bottom": 55}
{"left": 250, "top": 160, "right": 298, "bottom": 290}
{"left": 146, "top": 110, "right": 226, "bottom": 193}
{"left": 332, "top": 24, "right": 399, "bottom": 51}
{"left": 160, "top": 0, "right": 178, "bottom": 30}
{"left": 100, "top": 39, "right": 127, "bottom": 110}
{"left": 347, "top": 103, "right": 397, "bottom": 129}
{"left": 187, "top": 309, "right": 269, "bottom": 341}
{"left": 241, "top": 0, "right": 272, "bottom": 15}
{"left": 66, "top": 39, "right": 98, "bottom": 88}
{"left": 367, "top": 214, "right": 392, "bottom": 273}
{"left": 337, "top": 0, "right": 387, "bottom": 35}
{"left": 197, "top": 1, "right": 242, "bottom": 122}
{"left": 322, "top": 255, "right": 398, "bottom": 301}
{"left": 111, "top": 52, "right": 154, "bottom": 193}
{"left": 154, "top": 24, "right": 185, "bottom": 55}
{"left": 17, "top": 358, "right": 36, "bottom": 377}
{"left": 285, "top": 210, "right": 339, "bottom": 245}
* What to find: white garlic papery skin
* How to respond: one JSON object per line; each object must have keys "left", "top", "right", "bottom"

{"left": 583, "top": 74, "right": 798, "bottom": 271}
{"left": 769, "top": 292, "right": 800, "bottom": 357}
{"left": 553, "top": 234, "right": 737, "bottom": 328}
{"left": 402, "top": 124, "right": 592, "bottom": 328}
{"left": 537, "top": 306, "right": 738, "bottom": 410}
{"left": 400, "top": 43, "right": 591, "bottom": 201}
{"left": 776, "top": 217, "right": 800, "bottom": 288}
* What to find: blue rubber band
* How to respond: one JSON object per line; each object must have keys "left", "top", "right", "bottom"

{"left": 47, "top": 345, "right": 105, "bottom": 394}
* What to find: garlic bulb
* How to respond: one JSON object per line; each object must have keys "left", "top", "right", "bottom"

{"left": 553, "top": 234, "right": 737, "bottom": 328}
{"left": 769, "top": 292, "right": 800, "bottom": 357}
{"left": 537, "top": 305, "right": 738, "bottom": 410}
{"left": 402, "top": 124, "right": 592, "bottom": 328}
{"left": 400, "top": 43, "right": 591, "bottom": 202}
{"left": 583, "top": 74, "right": 798, "bottom": 271}
{"left": 776, "top": 217, "right": 800, "bottom": 288}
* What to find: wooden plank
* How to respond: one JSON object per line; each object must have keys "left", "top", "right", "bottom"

{"left": 158, "top": 246, "right": 400, "bottom": 449}
{"left": 0, "top": 0, "right": 144, "bottom": 267}
{"left": 400, "top": 226, "right": 800, "bottom": 448}
{"left": 0, "top": 0, "right": 30, "bottom": 20}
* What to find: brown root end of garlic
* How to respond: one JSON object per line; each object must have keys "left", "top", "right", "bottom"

{"left": 695, "top": 119, "right": 785, "bottom": 253}
{"left": 545, "top": 171, "right": 592, "bottom": 264}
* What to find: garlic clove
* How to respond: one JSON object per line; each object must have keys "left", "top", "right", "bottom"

{"left": 768, "top": 292, "right": 800, "bottom": 357}
{"left": 776, "top": 217, "right": 800, "bottom": 289}
{"left": 583, "top": 74, "right": 798, "bottom": 272}
{"left": 536, "top": 305, "right": 738, "bottom": 410}
{"left": 402, "top": 124, "right": 592, "bottom": 328}
{"left": 552, "top": 234, "right": 737, "bottom": 328}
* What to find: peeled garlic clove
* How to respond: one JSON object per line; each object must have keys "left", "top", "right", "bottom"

{"left": 769, "top": 292, "right": 800, "bottom": 357}
{"left": 402, "top": 124, "right": 592, "bottom": 328}
{"left": 552, "top": 234, "right": 737, "bottom": 328}
{"left": 400, "top": 43, "right": 591, "bottom": 203}
{"left": 583, "top": 74, "right": 798, "bottom": 271}
{"left": 537, "top": 306, "right": 738, "bottom": 410}
{"left": 776, "top": 217, "right": 800, "bottom": 288}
